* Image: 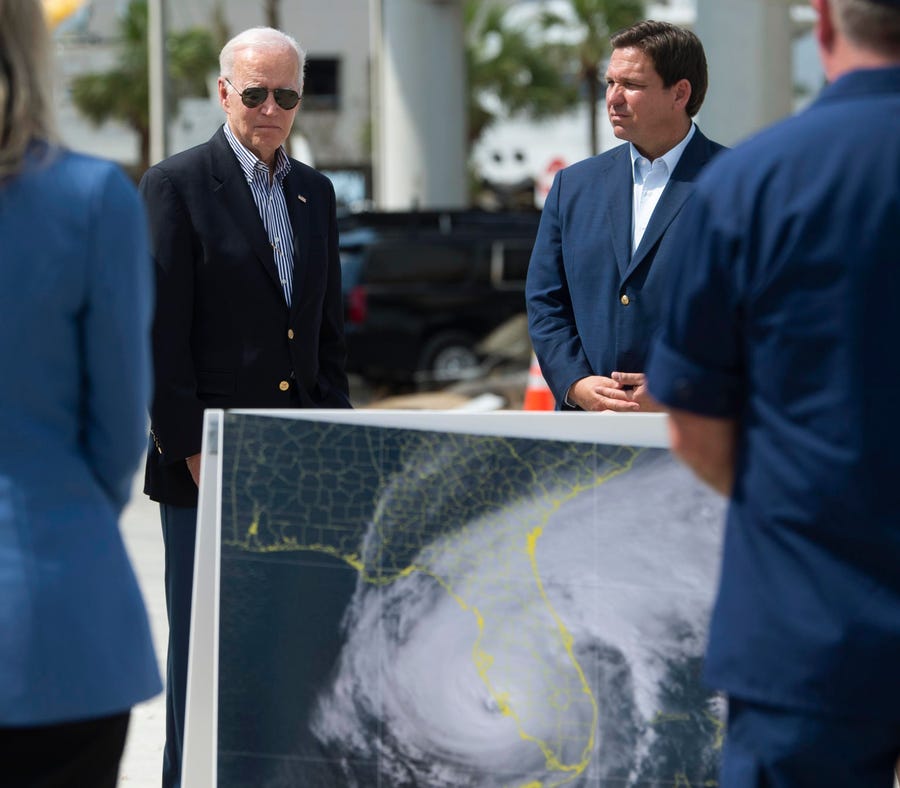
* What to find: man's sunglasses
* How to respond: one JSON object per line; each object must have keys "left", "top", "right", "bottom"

{"left": 225, "top": 78, "right": 300, "bottom": 110}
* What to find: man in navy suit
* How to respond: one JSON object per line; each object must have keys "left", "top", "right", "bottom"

{"left": 140, "top": 26, "right": 351, "bottom": 788}
{"left": 648, "top": 0, "right": 900, "bottom": 784}
{"left": 526, "top": 20, "right": 725, "bottom": 412}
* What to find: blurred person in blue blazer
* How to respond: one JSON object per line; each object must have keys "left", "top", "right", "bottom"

{"left": 0, "top": 1, "right": 161, "bottom": 786}
{"left": 526, "top": 20, "right": 725, "bottom": 412}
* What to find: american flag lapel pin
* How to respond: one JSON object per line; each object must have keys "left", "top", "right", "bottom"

{"left": 297, "top": 194, "right": 307, "bottom": 203}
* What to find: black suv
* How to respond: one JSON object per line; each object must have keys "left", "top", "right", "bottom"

{"left": 337, "top": 210, "right": 540, "bottom": 385}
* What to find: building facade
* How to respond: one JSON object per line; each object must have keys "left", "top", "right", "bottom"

{"left": 53, "top": 0, "right": 820, "bottom": 209}
{"left": 54, "top": 0, "right": 371, "bottom": 193}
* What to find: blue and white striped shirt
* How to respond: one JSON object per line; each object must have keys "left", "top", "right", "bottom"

{"left": 223, "top": 123, "right": 295, "bottom": 306}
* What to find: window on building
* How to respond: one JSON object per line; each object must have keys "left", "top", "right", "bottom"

{"left": 304, "top": 57, "right": 340, "bottom": 111}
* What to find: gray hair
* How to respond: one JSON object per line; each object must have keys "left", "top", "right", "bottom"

{"left": 219, "top": 27, "right": 306, "bottom": 93}
{"left": 0, "top": 0, "right": 57, "bottom": 180}
{"left": 831, "top": 0, "right": 900, "bottom": 57}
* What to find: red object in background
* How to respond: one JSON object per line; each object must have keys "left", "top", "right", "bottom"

{"left": 523, "top": 353, "right": 555, "bottom": 411}
{"left": 535, "top": 157, "right": 567, "bottom": 207}
{"left": 347, "top": 285, "right": 368, "bottom": 324}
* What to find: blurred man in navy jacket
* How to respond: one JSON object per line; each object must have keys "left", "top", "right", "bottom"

{"left": 648, "top": 0, "right": 900, "bottom": 784}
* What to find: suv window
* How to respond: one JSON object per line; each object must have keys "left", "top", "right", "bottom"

{"left": 366, "top": 242, "right": 475, "bottom": 284}
{"left": 490, "top": 240, "right": 532, "bottom": 289}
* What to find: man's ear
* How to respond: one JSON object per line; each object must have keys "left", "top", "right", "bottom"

{"left": 812, "top": 0, "right": 840, "bottom": 80}
{"left": 217, "top": 77, "right": 229, "bottom": 108}
{"left": 673, "top": 78, "right": 692, "bottom": 111}
{"left": 813, "top": 0, "right": 836, "bottom": 55}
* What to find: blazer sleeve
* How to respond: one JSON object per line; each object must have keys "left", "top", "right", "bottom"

{"left": 83, "top": 164, "right": 154, "bottom": 509}
{"left": 139, "top": 165, "right": 207, "bottom": 463}
{"left": 525, "top": 170, "right": 594, "bottom": 406}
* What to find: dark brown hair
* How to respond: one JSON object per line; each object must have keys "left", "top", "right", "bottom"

{"left": 611, "top": 20, "right": 709, "bottom": 117}
{"left": 0, "top": 0, "right": 56, "bottom": 179}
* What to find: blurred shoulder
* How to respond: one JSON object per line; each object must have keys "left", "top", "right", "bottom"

{"left": 695, "top": 112, "right": 810, "bottom": 194}
{"left": 21, "top": 144, "right": 137, "bottom": 207}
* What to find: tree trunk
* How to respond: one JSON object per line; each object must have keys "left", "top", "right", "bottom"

{"left": 211, "top": 0, "right": 230, "bottom": 48}
{"left": 264, "top": 0, "right": 281, "bottom": 29}
{"left": 263, "top": 0, "right": 291, "bottom": 156}
{"left": 139, "top": 125, "right": 151, "bottom": 177}
{"left": 586, "top": 65, "right": 600, "bottom": 157}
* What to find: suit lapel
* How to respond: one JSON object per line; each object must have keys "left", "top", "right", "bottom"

{"left": 624, "top": 178, "right": 693, "bottom": 279}
{"left": 284, "top": 167, "right": 309, "bottom": 316}
{"left": 622, "top": 130, "right": 712, "bottom": 281}
{"left": 603, "top": 147, "right": 634, "bottom": 278}
{"left": 209, "top": 128, "right": 284, "bottom": 295}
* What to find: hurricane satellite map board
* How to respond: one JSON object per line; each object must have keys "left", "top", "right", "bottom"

{"left": 184, "top": 410, "right": 726, "bottom": 788}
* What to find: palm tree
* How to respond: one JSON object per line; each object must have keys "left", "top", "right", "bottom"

{"left": 69, "top": 0, "right": 218, "bottom": 173}
{"left": 540, "top": 0, "right": 646, "bottom": 155}
{"left": 466, "top": 0, "right": 579, "bottom": 148}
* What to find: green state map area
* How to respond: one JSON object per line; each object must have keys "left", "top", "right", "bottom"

{"left": 215, "top": 412, "right": 725, "bottom": 788}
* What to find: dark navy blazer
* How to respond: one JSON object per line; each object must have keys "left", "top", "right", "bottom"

{"left": 140, "top": 127, "right": 351, "bottom": 507}
{"left": 648, "top": 67, "right": 900, "bottom": 720}
{"left": 526, "top": 128, "right": 725, "bottom": 407}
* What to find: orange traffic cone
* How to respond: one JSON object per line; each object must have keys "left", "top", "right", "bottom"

{"left": 523, "top": 353, "right": 555, "bottom": 411}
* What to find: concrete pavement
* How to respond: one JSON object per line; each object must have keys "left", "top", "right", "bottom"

{"left": 118, "top": 473, "right": 167, "bottom": 787}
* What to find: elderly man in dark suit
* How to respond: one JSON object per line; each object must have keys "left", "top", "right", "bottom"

{"left": 139, "top": 26, "right": 350, "bottom": 788}
{"left": 526, "top": 20, "right": 725, "bottom": 412}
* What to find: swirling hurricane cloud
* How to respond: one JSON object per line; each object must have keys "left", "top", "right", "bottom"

{"left": 308, "top": 439, "right": 726, "bottom": 788}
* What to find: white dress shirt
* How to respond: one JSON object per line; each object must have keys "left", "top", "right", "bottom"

{"left": 223, "top": 123, "right": 296, "bottom": 306}
{"left": 630, "top": 123, "right": 696, "bottom": 255}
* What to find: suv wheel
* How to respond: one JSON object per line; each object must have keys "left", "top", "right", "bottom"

{"left": 419, "top": 331, "right": 479, "bottom": 384}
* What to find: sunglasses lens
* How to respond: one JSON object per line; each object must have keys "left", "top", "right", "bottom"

{"left": 241, "top": 87, "right": 267, "bottom": 108}
{"left": 233, "top": 80, "right": 299, "bottom": 111}
{"left": 274, "top": 90, "right": 300, "bottom": 110}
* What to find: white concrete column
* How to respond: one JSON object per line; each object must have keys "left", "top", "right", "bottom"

{"left": 695, "top": 0, "right": 793, "bottom": 146}
{"left": 371, "top": 0, "right": 468, "bottom": 209}
{"left": 148, "top": 0, "right": 169, "bottom": 165}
